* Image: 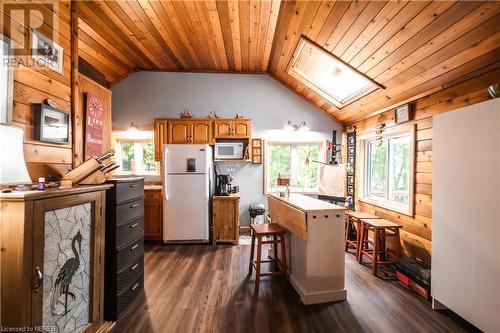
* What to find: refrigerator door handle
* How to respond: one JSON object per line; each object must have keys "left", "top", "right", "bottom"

{"left": 164, "top": 147, "right": 168, "bottom": 200}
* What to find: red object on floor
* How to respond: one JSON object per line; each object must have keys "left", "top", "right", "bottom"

{"left": 396, "top": 271, "right": 430, "bottom": 301}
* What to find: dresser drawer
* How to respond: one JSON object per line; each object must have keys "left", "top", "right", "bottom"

{"left": 116, "top": 216, "right": 144, "bottom": 249}
{"left": 116, "top": 198, "right": 144, "bottom": 226}
{"left": 116, "top": 273, "right": 144, "bottom": 318}
{"left": 117, "top": 236, "right": 144, "bottom": 270}
{"left": 117, "top": 256, "right": 144, "bottom": 294}
{"left": 115, "top": 180, "right": 144, "bottom": 204}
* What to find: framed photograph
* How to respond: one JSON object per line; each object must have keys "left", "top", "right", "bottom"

{"left": 32, "top": 30, "right": 64, "bottom": 74}
{"left": 1, "top": 36, "right": 14, "bottom": 124}
{"left": 34, "top": 103, "right": 70, "bottom": 144}
{"left": 395, "top": 104, "right": 411, "bottom": 124}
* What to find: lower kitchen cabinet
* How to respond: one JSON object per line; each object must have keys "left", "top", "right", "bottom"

{"left": 212, "top": 194, "right": 240, "bottom": 244}
{"left": 144, "top": 188, "right": 163, "bottom": 240}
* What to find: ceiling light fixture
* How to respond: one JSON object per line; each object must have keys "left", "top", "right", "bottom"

{"left": 283, "top": 120, "right": 309, "bottom": 132}
{"left": 128, "top": 122, "right": 140, "bottom": 132}
{"left": 298, "top": 121, "right": 309, "bottom": 131}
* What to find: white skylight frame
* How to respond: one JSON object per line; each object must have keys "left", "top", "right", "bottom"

{"left": 288, "top": 37, "right": 383, "bottom": 108}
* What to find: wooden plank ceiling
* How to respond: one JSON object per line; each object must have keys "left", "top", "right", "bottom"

{"left": 77, "top": 1, "right": 500, "bottom": 124}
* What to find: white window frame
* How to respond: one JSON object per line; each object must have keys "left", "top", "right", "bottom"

{"left": 358, "top": 125, "right": 415, "bottom": 216}
{"left": 115, "top": 139, "right": 158, "bottom": 175}
{"left": 264, "top": 140, "right": 325, "bottom": 195}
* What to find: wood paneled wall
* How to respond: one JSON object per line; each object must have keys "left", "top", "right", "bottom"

{"left": 5, "top": 1, "right": 74, "bottom": 181}
{"left": 344, "top": 67, "right": 499, "bottom": 264}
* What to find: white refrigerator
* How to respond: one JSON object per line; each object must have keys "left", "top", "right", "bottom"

{"left": 163, "top": 144, "right": 212, "bottom": 243}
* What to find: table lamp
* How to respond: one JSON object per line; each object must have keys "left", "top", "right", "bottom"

{"left": 0, "top": 124, "right": 32, "bottom": 188}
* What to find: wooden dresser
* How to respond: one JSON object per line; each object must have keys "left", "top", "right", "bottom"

{"left": 0, "top": 185, "right": 113, "bottom": 332}
{"left": 104, "top": 178, "right": 145, "bottom": 320}
{"left": 212, "top": 193, "right": 240, "bottom": 244}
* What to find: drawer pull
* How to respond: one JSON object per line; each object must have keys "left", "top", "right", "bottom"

{"left": 312, "top": 215, "right": 317, "bottom": 219}
{"left": 324, "top": 215, "right": 329, "bottom": 218}
{"left": 129, "top": 223, "right": 139, "bottom": 228}
{"left": 130, "top": 203, "right": 139, "bottom": 208}
{"left": 130, "top": 184, "right": 140, "bottom": 188}
{"left": 131, "top": 263, "right": 139, "bottom": 271}
{"left": 130, "top": 244, "right": 139, "bottom": 251}
{"left": 336, "top": 214, "right": 340, "bottom": 218}
{"left": 131, "top": 282, "right": 140, "bottom": 291}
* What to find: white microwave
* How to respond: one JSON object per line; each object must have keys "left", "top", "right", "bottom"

{"left": 215, "top": 142, "right": 244, "bottom": 160}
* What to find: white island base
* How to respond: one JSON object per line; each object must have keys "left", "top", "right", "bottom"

{"left": 268, "top": 194, "right": 347, "bottom": 305}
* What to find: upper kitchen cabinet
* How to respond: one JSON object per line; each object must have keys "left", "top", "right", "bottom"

{"left": 168, "top": 120, "right": 191, "bottom": 144}
{"left": 154, "top": 119, "right": 168, "bottom": 161}
{"left": 168, "top": 120, "right": 213, "bottom": 145}
{"left": 214, "top": 119, "right": 251, "bottom": 139}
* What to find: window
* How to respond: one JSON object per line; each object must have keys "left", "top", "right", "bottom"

{"left": 288, "top": 37, "right": 380, "bottom": 108}
{"left": 360, "top": 126, "right": 415, "bottom": 215}
{"left": 265, "top": 142, "right": 322, "bottom": 193}
{"left": 115, "top": 140, "right": 157, "bottom": 174}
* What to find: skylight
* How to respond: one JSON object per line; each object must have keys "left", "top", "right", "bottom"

{"left": 288, "top": 37, "right": 382, "bottom": 108}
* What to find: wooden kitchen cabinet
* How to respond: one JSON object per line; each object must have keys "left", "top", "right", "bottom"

{"left": 213, "top": 194, "right": 240, "bottom": 244}
{"left": 214, "top": 119, "right": 251, "bottom": 139}
{"left": 168, "top": 120, "right": 212, "bottom": 144}
{"left": 144, "top": 188, "right": 163, "bottom": 240}
{"left": 154, "top": 119, "right": 168, "bottom": 161}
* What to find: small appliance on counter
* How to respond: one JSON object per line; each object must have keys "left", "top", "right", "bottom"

{"left": 215, "top": 174, "right": 233, "bottom": 196}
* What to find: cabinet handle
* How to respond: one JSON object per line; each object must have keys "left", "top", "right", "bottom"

{"left": 130, "top": 184, "right": 139, "bottom": 188}
{"left": 312, "top": 215, "right": 317, "bottom": 219}
{"left": 129, "top": 222, "right": 139, "bottom": 228}
{"left": 131, "top": 263, "right": 139, "bottom": 271}
{"left": 130, "top": 203, "right": 139, "bottom": 208}
{"left": 130, "top": 244, "right": 139, "bottom": 251}
{"left": 324, "top": 215, "right": 329, "bottom": 218}
{"left": 33, "top": 267, "right": 43, "bottom": 292}
{"left": 131, "top": 282, "right": 140, "bottom": 291}
{"left": 336, "top": 214, "right": 340, "bottom": 218}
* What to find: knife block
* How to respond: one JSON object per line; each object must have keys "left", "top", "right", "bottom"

{"left": 61, "top": 157, "right": 110, "bottom": 187}
{"left": 79, "top": 170, "right": 107, "bottom": 185}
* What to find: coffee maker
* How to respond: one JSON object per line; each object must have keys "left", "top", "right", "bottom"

{"left": 215, "top": 174, "right": 233, "bottom": 196}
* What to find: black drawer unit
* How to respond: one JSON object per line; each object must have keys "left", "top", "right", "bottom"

{"left": 105, "top": 177, "right": 145, "bottom": 320}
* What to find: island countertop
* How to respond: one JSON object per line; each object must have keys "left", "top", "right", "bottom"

{"left": 267, "top": 193, "right": 345, "bottom": 212}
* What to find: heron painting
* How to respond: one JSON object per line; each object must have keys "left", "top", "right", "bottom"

{"left": 42, "top": 203, "right": 91, "bottom": 333}
{"left": 50, "top": 230, "right": 83, "bottom": 316}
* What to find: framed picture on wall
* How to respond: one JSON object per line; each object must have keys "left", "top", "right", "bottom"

{"left": 32, "top": 30, "right": 64, "bottom": 74}
{"left": 395, "top": 104, "right": 411, "bottom": 124}
{"left": 34, "top": 103, "right": 70, "bottom": 144}
{"left": 0, "top": 36, "right": 14, "bottom": 124}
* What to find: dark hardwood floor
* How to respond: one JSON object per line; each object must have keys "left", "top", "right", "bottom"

{"left": 113, "top": 244, "right": 478, "bottom": 333}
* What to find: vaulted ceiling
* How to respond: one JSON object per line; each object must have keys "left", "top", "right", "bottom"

{"left": 77, "top": 1, "right": 500, "bottom": 124}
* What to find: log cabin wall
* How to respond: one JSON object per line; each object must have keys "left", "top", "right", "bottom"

{"left": 5, "top": 1, "right": 73, "bottom": 181}
{"left": 344, "top": 67, "right": 499, "bottom": 264}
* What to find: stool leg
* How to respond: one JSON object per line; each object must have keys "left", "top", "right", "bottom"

{"left": 355, "top": 220, "right": 361, "bottom": 261}
{"left": 255, "top": 236, "right": 262, "bottom": 292}
{"left": 249, "top": 231, "right": 255, "bottom": 275}
{"left": 373, "top": 228, "right": 379, "bottom": 276}
{"left": 345, "top": 218, "right": 351, "bottom": 252}
{"left": 357, "top": 223, "right": 365, "bottom": 263}
{"left": 280, "top": 234, "right": 287, "bottom": 280}
{"left": 395, "top": 227, "right": 402, "bottom": 260}
{"left": 273, "top": 235, "right": 278, "bottom": 271}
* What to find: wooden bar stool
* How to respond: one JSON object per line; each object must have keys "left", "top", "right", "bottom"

{"left": 248, "top": 223, "right": 287, "bottom": 292}
{"left": 345, "top": 211, "right": 379, "bottom": 261}
{"left": 358, "top": 218, "right": 403, "bottom": 276}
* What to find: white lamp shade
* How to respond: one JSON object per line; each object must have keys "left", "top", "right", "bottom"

{"left": 0, "top": 124, "right": 32, "bottom": 185}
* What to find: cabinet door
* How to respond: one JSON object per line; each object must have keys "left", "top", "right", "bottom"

{"left": 213, "top": 198, "right": 239, "bottom": 243}
{"left": 191, "top": 120, "right": 212, "bottom": 144}
{"left": 214, "top": 120, "right": 233, "bottom": 139}
{"left": 144, "top": 190, "right": 163, "bottom": 240}
{"left": 31, "top": 191, "right": 105, "bottom": 332}
{"left": 233, "top": 119, "right": 251, "bottom": 138}
{"left": 154, "top": 119, "right": 168, "bottom": 161}
{"left": 168, "top": 120, "right": 191, "bottom": 143}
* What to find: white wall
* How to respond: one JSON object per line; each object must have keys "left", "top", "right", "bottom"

{"left": 112, "top": 72, "right": 342, "bottom": 225}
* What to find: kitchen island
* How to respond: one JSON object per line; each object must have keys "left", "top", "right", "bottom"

{"left": 267, "top": 193, "right": 346, "bottom": 304}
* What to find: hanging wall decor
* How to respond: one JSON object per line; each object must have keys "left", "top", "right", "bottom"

{"left": 346, "top": 131, "right": 356, "bottom": 210}
{"left": 84, "top": 94, "right": 104, "bottom": 160}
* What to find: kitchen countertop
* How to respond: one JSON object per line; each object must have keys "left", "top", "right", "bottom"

{"left": 144, "top": 184, "right": 162, "bottom": 190}
{"left": 268, "top": 193, "right": 345, "bottom": 212}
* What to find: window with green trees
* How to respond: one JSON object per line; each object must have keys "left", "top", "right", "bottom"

{"left": 265, "top": 142, "right": 321, "bottom": 193}
{"left": 363, "top": 131, "right": 413, "bottom": 214}
{"left": 116, "top": 140, "right": 157, "bottom": 174}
